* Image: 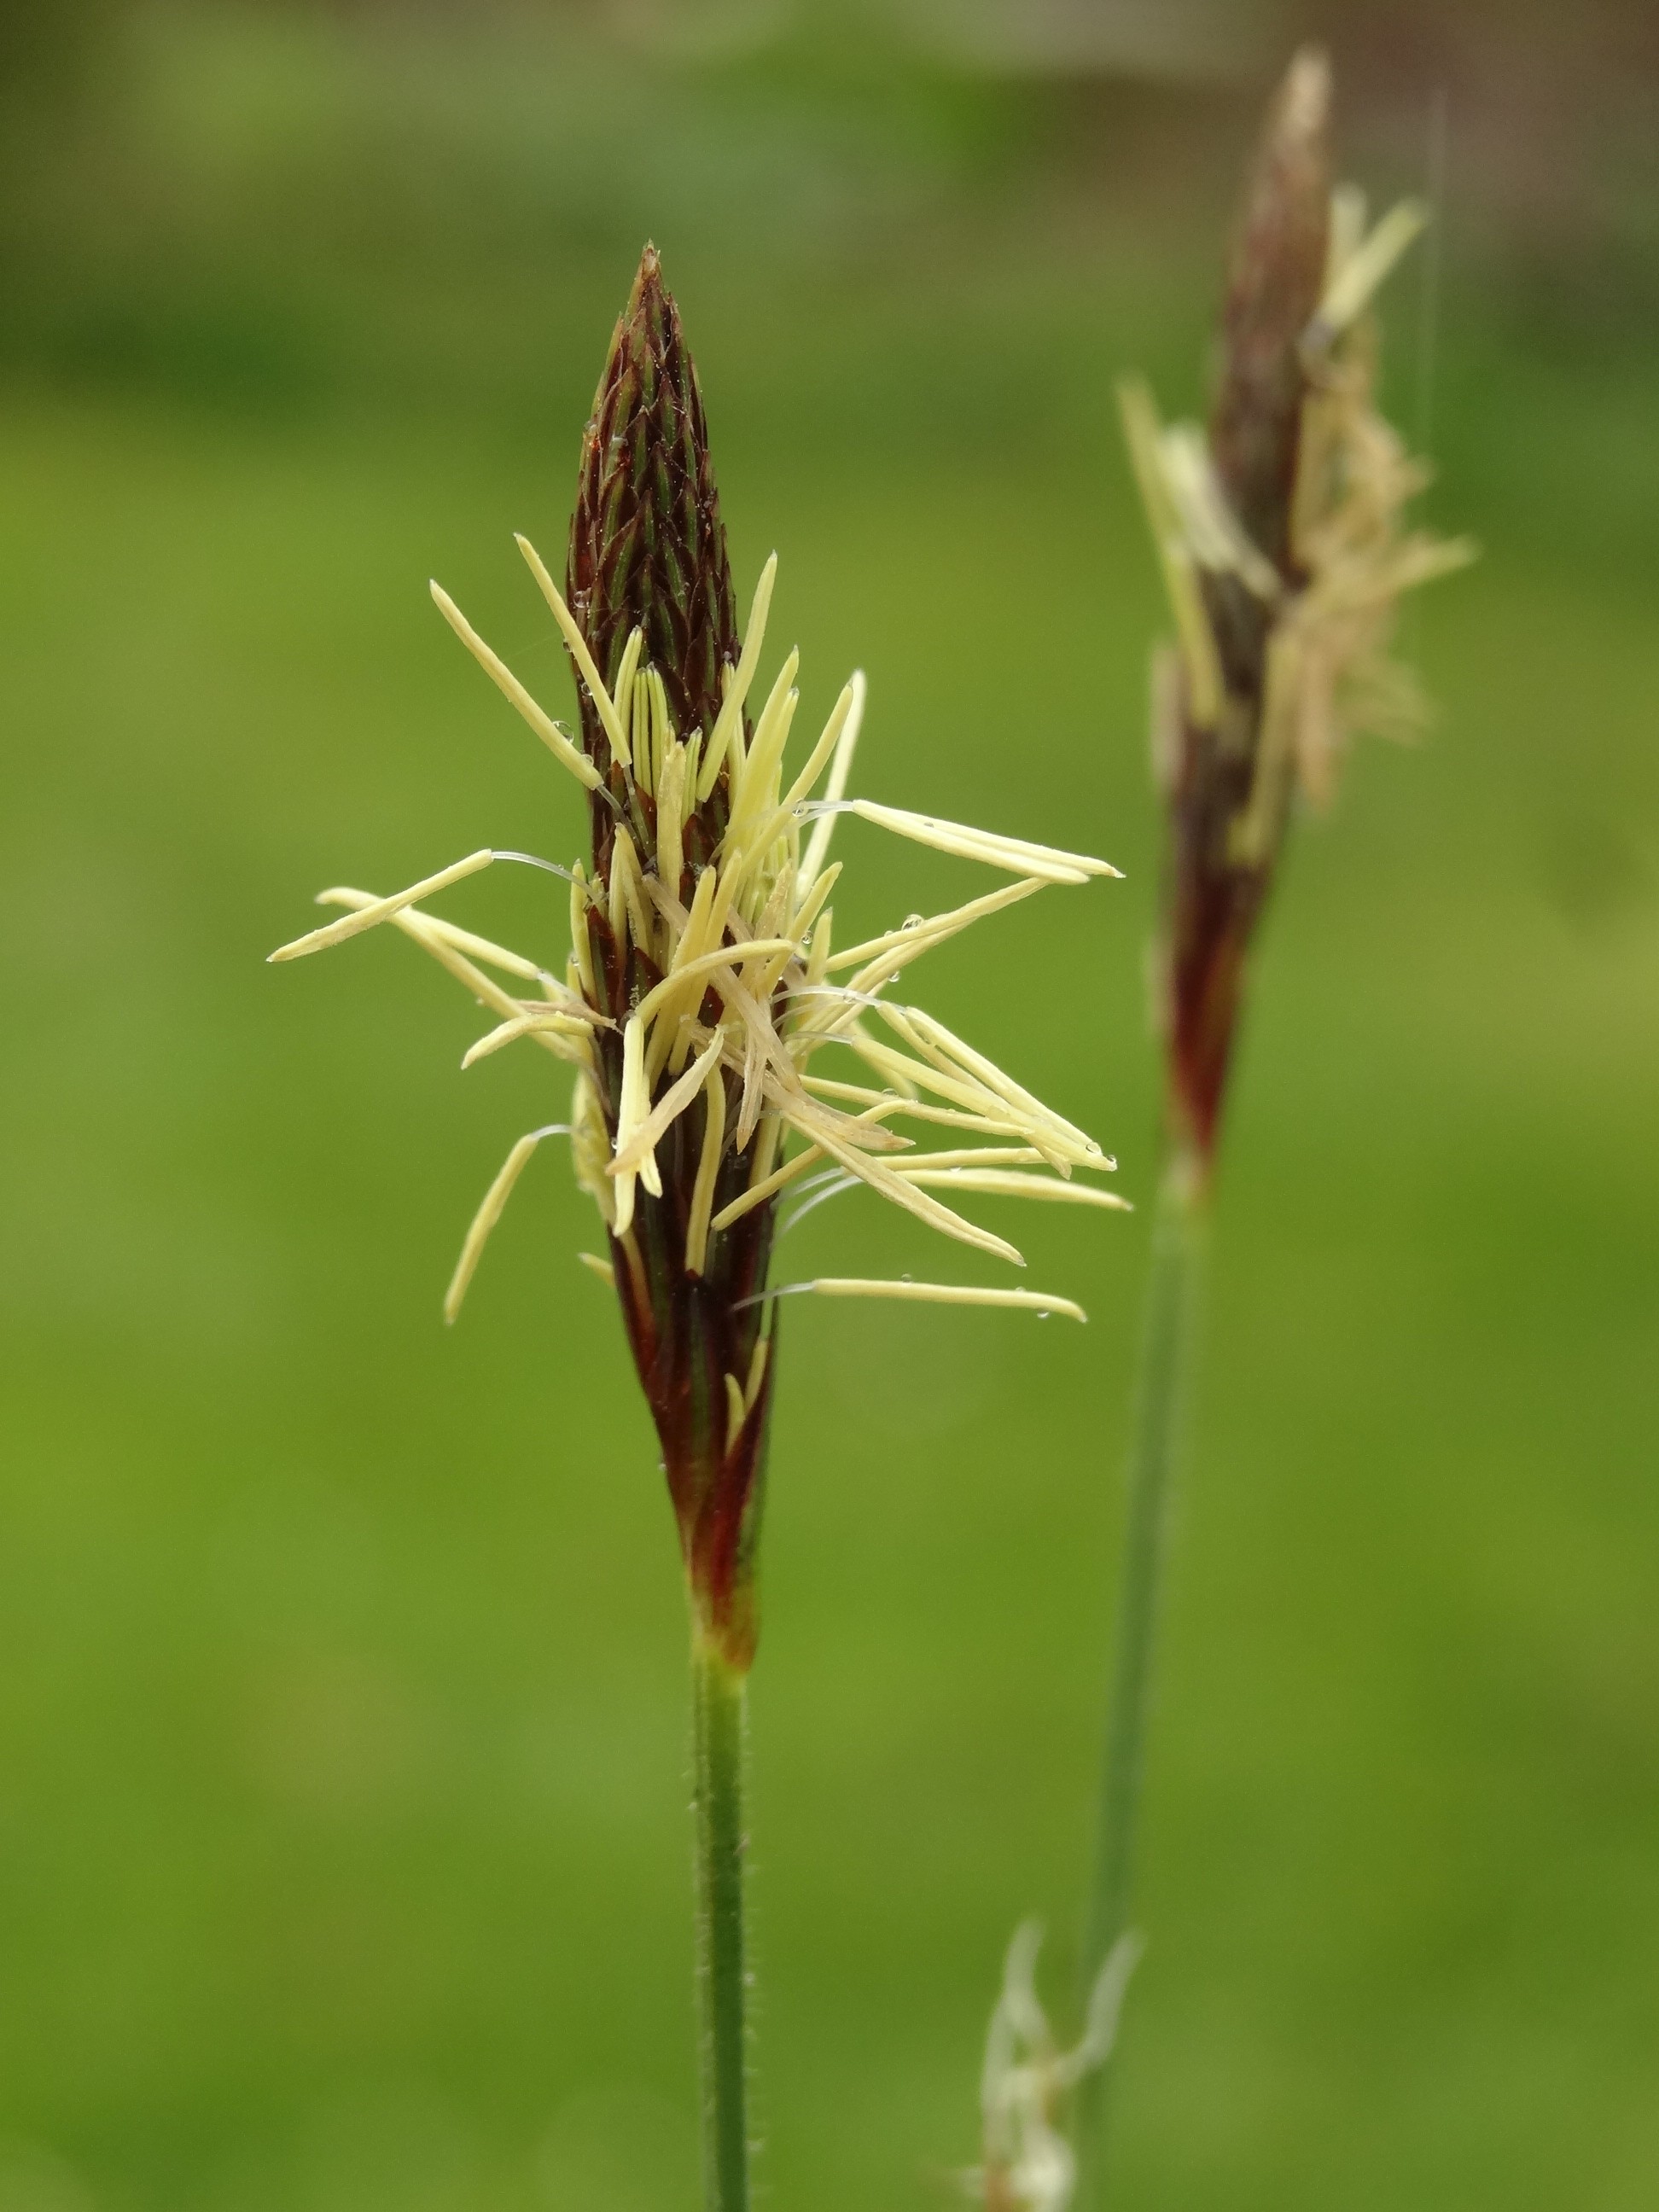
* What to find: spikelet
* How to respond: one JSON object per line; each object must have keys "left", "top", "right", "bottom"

{"left": 1121, "top": 48, "right": 1472, "bottom": 1163}
{"left": 271, "top": 247, "right": 1125, "bottom": 1667}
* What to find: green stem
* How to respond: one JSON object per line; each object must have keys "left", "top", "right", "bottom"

{"left": 1074, "top": 1143, "right": 1207, "bottom": 2209}
{"left": 690, "top": 1633, "right": 750, "bottom": 2212}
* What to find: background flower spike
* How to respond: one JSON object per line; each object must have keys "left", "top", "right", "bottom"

{"left": 1070, "top": 51, "right": 1472, "bottom": 2212}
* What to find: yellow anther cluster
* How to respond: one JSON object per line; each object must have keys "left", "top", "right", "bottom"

{"left": 271, "top": 544, "right": 1125, "bottom": 1324}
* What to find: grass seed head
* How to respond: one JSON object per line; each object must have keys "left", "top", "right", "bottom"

{"left": 272, "top": 246, "right": 1127, "bottom": 1670}
{"left": 1122, "top": 49, "right": 1473, "bottom": 1168}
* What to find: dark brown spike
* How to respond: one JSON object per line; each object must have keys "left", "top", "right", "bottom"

{"left": 1208, "top": 47, "right": 1331, "bottom": 578}
{"left": 567, "top": 245, "right": 741, "bottom": 777}
{"left": 1160, "top": 51, "right": 1333, "bottom": 1167}
{"left": 563, "top": 249, "right": 775, "bottom": 1668}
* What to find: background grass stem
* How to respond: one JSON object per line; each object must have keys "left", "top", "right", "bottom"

{"left": 1074, "top": 1144, "right": 1207, "bottom": 2209}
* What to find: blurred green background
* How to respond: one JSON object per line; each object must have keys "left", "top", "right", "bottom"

{"left": 2, "top": 3, "right": 1656, "bottom": 2208}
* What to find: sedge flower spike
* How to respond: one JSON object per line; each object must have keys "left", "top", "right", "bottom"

{"left": 1066, "top": 67, "right": 1475, "bottom": 2212}
{"left": 1121, "top": 48, "right": 1474, "bottom": 1166}
{"left": 270, "top": 246, "right": 1123, "bottom": 1674}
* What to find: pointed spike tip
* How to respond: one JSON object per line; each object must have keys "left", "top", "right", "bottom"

{"left": 1279, "top": 46, "right": 1331, "bottom": 143}
{"left": 1208, "top": 42, "right": 1334, "bottom": 572}
{"left": 565, "top": 237, "right": 740, "bottom": 766}
{"left": 632, "top": 240, "right": 662, "bottom": 296}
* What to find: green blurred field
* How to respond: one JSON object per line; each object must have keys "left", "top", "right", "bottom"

{"left": 2, "top": 11, "right": 1656, "bottom": 2210}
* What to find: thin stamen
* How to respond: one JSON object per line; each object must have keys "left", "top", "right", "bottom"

{"left": 313, "top": 894, "right": 575, "bottom": 1064}
{"left": 799, "top": 669, "right": 865, "bottom": 882}
{"left": 444, "top": 1124, "right": 571, "bottom": 1323}
{"left": 269, "top": 850, "right": 493, "bottom": 963}
{"left": 807, "top": 800, "right": 1121, "bottom": 884}
{"left": 608, "top": 1029, "right": 728, "bottom": 1179}
{"left": 734, "top": 1278, "right": 1086, "bottom": 1322}
{"left": 683, "top": 1055, "right": 727, "bottom": 1278}
{"left": 633, "top": 940, "right": 798, "bottom": 1033}
{"left": 699, "top": 553, "right": 778, "bottom": 803}
{"left": 1117, "top": 376, "right": 1225, "bottom": 727}
{"left": 896, "top": 1168, "right": 1132, "bottom": 1210}
{"left": 1315, "top": 199, "right": 1426, "bottom": 338}
{"left": 825, "top": 878, "right": 1045, "bottom": 977}
{"left": 708, "top": 1141, "right": 824, "bottom": 1236}
{"left": 569, "top": 865, "right": 595, "bottom": 997}
{"left": 784, "top": 1110, "right": 1025, "bottom": 1268}
{"left": 513, "top": 534, "right": 632, "bottom": 769}
{"left": 462, "top": 1010, "right": 600, "bottom": 1068}
{"left": 430, "top": 584, "right": 603, "bottom": 792}
{"left": 608, "top": 627, "right": 643, "bottom": 771}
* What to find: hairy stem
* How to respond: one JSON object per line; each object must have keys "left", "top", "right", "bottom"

{"left": 691, "top": 1633, "right": 750, "bottom": 2212}
{"left": 1074, "top": 1144, "right": 1207, "bottom": 2209}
